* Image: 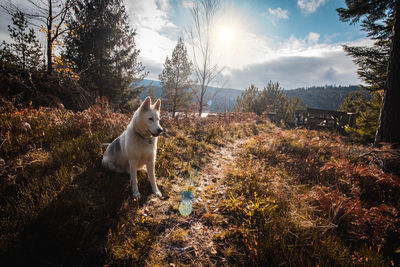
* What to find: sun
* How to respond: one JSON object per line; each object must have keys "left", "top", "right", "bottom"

{"left": 218, "top": 27, "right": 235, "bottom": 43}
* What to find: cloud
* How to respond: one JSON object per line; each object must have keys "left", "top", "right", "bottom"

{"left": 124, "top": 0, "right": 176, "bottom": 31}
{"left": 212, "top": 30, "right": 275, "bottom": 70}
{"left": 124, "top": 0, "right": 178, "bottom": 69}
{"left": 223, "top": 50, "right": 360, "bottom": 90}
{"left": 155, "top": 0, "right": 170, "bottom": 12}
{"left": 215, "top": 31, "right": 325, "bottom": 70}
{"left": 0, "top": 0, "right": 364, "bottom": 90}
{"left": 307, "top": 32, "right": 320, "bottom": 44}
{"left": 182, "top": 0, "right": 194, "bottom": 9}
{"left": 297, "top": 0, "right": 328, "bottom": 14}
{"left": 268, "top": 7, "right": 288, "bottom": 19}
{"left": 0, "top": 14, "right": 12, "bottom": 43}
{"left": 141, "top": 57, "right": 164, "bottom": 81}
{"left": 324, "top": 32, "right": 341, "bottom": 43}
{"left": 262, "top": 7, "right": 288, "bottom": 26}
{"left": 216, "top": 33, "right": 367, "bottom": 89}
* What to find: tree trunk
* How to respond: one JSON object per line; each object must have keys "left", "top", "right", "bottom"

{"left": 173, "top": 78, "right": 178, "bottom": 118}
{"left": 172, "top": 98, "right": 176, "bottom": 118}
{"left": 46, "top": 0, "right": 53, "bottom": 75}
{"left": 47, "top": 35, "right": 52, "bottom": 75}
{"left": 375, "top": 0, "right": 400, "bottom": 146}
{"left": 198, "top": 86, "right": 204, "bottom": 117}
{"left": 198, "top": 60, "right": 207, "bottom": 116}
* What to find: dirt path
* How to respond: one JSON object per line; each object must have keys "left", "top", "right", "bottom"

{"left": 142, "top": 139, "right": 248, "bottom": 266}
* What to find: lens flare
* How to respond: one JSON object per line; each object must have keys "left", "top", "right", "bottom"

{"left": 218, "top": 27, "right": 235, "bottom": 43}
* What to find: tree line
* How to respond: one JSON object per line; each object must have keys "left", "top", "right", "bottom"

{"left": 285, "top": 85, "right": 359, "bottom": 111}
{"left": 234, "top": 82, "right": 304, "bottom": 123}
{"left": 0, "top": 0, "right": 221, "bottom": 116}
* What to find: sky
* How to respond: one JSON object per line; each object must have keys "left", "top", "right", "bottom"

{"left": 123, "top": 0, "right": 372, "bottom": 90}
{"left": 0, "top": 0, "right": 372, "bottom": 90}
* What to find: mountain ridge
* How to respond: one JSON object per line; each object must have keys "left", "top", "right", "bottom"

{"left": 136, "top": 79, "right": 359, "bottom": 111}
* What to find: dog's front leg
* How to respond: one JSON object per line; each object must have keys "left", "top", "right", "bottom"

{"left": 146, "top": 161, "right": 162, "bottom": 198}
{"left": 129, "top": 160, "right": 141, "bottom": 199}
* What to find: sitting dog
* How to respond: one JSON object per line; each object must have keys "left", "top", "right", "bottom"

{"left": 102, "top": 97, "right": 163, "bottom": 199}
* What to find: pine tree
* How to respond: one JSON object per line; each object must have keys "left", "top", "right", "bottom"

{"left": 337, "top": 1, "right": 393, "bottom": 92}
{"left": 234, "top": 85, "right": 259, "bottom": 113}
{"left": 258, "top": 81, "right": 287, "bottom": 118}
{"left": 341, "top": 91, "right": 381, "bottom": 143}
{"left": 338, "top": 0, "right": 400, "bottom": 145}
{"left": 235, "top": 81, "right": 301, "bottom": 122}
{"left": 6, "top": 11, "right": 42, "bottom": 71}
{"left": 286, "top": 97, "right": 305, "bottom": 123}
{"left": 159, "top": 38, "right": 195, "bottom": 118}
{"left": 64, "top": 0, "right": 146, "bottom": 109}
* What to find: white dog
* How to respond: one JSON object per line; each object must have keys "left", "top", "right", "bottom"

{"left": 102, "top": 96, "right": 163, "bottom": 199}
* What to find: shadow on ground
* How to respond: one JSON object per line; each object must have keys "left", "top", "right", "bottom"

{"left": 2, "top": 164, "right": 157, "bottom": 266}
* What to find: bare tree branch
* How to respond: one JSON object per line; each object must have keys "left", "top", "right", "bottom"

{"left": 1, "top": 0, "right": 74, "bottom": 75}
{"left": 188, "top": 0, "right": 222, "bottom": 116}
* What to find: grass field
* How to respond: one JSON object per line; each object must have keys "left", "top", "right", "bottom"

{"left": 1, "top": 98, "right": 399, "bottom": 266}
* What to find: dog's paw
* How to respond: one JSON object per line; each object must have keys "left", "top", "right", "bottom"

{"left": 132, "top": 191, "right": 141, "bottom": 199}
{"left": 153, "top": 190, "right": 162, "bottom": 198}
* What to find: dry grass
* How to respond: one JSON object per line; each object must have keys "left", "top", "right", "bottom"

{"left": 222, "top": 126, "right": 399, "bottom": 266}
{"left": 0, "top": 98, "right": 261, "bottom": 266}
{"left": 1, "top": 98, "right": 399, "bottom": 266}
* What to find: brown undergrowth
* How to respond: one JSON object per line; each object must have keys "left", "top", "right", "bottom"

{"left": 0, "top": 97, "right": 260, "bottom": 266}
{"left": 2, "top": 97, "right": 399, "bottom": 266}
{"left": 222, "top": 127, "right": 399, "bottom": 266}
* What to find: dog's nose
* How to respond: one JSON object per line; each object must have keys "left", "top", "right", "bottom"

{"left": 157, "top": 128, "right": 163, "bottom": 134}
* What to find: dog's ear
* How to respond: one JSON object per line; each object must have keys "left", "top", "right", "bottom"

{"left": 141, "top": 96, "right": 151, "bottom": 111}
{"left": 154, "top": 99, "right": 161, "bottom": 111}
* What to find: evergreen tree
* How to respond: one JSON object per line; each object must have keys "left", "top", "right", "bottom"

{"left": 159, "top": 38, "right": 195, "bottom": 117}
{"left": 234, "top": 84, "right": 259, "bottom": 113}
{"left": 6, "top": 11, "right": 42, "bottom": 71}
{"left": 258, "top": 81, "right": 287, "bottom": 118}
{"left": 0, "top": 42, "right": 13, "bottom": 69}
{"left": 337, "top": 2, "right": 389, "bottom": 141}
{"left": 341, "top": 91, "right": 381, "bottom": 143}
{"left": 286, "top": 97, "right": 305, "bottom": 123}
{"left": 235, "top": 81, "right": 303, "bottom": 122}
{"left": 338, "top": 0, "right": 400, "bottom": 145}
{"left": 64, "top": 0, "right": 146, "bottom": 109}
{"left": 337, "top": 1, "right": 393, "bottom": 92}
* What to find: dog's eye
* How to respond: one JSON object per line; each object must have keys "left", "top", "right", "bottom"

{"left": 149, "top": 118, "right": 154, "bottom": 121}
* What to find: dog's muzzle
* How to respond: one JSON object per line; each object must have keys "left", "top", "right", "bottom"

{"left": 149, "top": 128, "right": 164, "bottom": 137}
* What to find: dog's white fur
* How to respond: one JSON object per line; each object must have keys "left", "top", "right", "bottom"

{"left": 102, "top": 96, "right": 163, "bottom": 199}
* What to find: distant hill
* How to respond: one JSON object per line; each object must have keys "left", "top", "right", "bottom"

{"left": 284, "top": 85, "right": 360, "bottom": 110}
{"left": 137, "top": 79, "right": 242, "bottom": 112}
{"left": 136, "top": 80, "right": 360, "bottom": 112}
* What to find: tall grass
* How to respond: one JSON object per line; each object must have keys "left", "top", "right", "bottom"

{"left": 0, "top": 97, "right": 260, "bottom": 265}
{"left": 1, "top": 97, "right": 398, "bottom": 266}
{"left": 222, "top": 128, "right": 397, "bottom": 266}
